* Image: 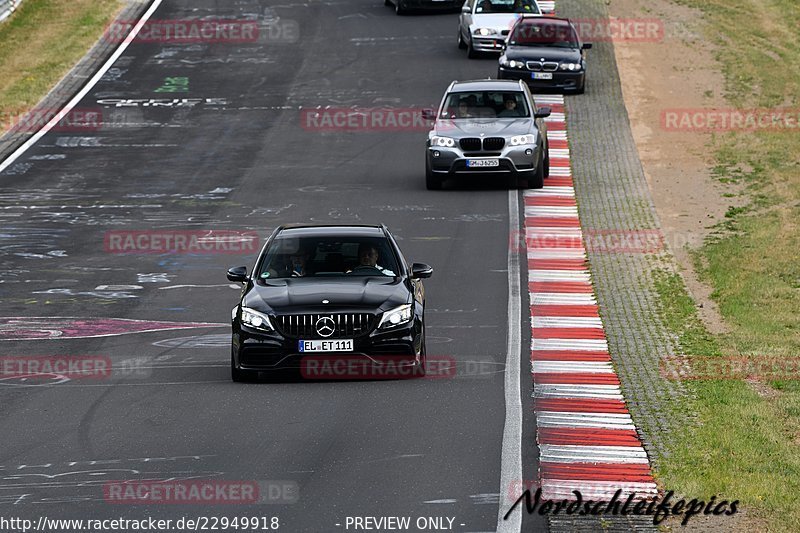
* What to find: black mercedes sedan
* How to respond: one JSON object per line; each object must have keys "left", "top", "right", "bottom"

{"left": 227, "top": 224, "right": 433, "bottom": 381}
{"left": 497, "top": 15, "right": 592, "bottom": 94}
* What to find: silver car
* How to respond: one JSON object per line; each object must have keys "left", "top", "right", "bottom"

{"left": 422, "top": 79, "right": 551, "bottom": 190}
{"left": 458, "top": 0, "right": 543, "bottom": 58}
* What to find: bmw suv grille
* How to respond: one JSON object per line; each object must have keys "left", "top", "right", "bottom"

{"left": 483, "top": 137, "right": 505, "bottom": 151}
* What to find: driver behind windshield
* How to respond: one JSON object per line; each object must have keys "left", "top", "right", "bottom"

{"left": 347, "top": 243, "right": 396, "bottom": 276}
{"left": 477, "top": 0, "right": 537, "bottom": 13}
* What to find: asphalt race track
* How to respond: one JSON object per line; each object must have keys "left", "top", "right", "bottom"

{"left": 0, "top": 1, "right": 548, "bottom": 531}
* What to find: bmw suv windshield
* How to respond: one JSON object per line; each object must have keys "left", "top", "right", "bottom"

{"left": 441, "top": 91, "right": 530, "bottom": 119}
{"left": 258, "top": 236, "right": 399, "bottom": 278}
{"left": 509, "top": 21, "right": 579, "bottom": 48}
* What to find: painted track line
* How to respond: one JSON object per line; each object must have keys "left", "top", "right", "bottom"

{"left": 497, "top": 190, "right": 522, "bottom": 533}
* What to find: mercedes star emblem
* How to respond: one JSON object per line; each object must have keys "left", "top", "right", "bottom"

{"left": 315, "top": 316, "right": 336, "bottom": 338}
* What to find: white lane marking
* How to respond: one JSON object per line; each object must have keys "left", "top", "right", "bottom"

{"left": 533, "top": 384, "right": 623, "bottom": 399}
{"left": 537, "top": 412, "right": 636, "bottom": 430}
{"left": 541, "top": 480, "right": 658, "bottom": 500}
{"left": 532, "top": 339, "right": 609, "bottom": 351}
{"left": 524, "top": 206, "right": 579, "bottom": 217}
{"left": 497, "top": 190, "right": 522, "bottom": 533}
{"left": 532, "top": 316, "right": 603, "bottom": 328}
{"left": 547, "top": 149, "right": 570, "bottom": 157}
{"left": 526, "top": 227, "right": 583, "bottom": 236}
{"left": 534, "top": 95, "right": 564, "bottom": 104}
{"left": 537, "top": 187, "right": 575, "bottom": 196}
{"left": 0, "top": 0, "right": 166, "bottom": 173}
{"left": 530, "top": 293, "right": 597, "bottom": 305}
{"left": 528, "top": 249, "right": 587, "bottom": 260}
{"left": 529, "top": 270, "right": 591, "bottom": 282}
{"left": 532, "top": 361, "right": 614, "bottom": 374}
{"left": 548, "top": 167, "right": 572, "bottom": 176}
{"left": 539, "top": 445, "right": 650, "bottom": 463}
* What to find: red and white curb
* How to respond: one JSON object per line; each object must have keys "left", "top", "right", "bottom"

{"left": 526, "top": 93, "right": 658, "bottom": 501}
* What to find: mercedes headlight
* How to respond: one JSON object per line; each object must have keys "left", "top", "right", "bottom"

{"left": 431, "top": 136, "right": 455, "bottom": 147}
{"left": 241, "top": 307, "right": 275, "bottom": 332}
{"left": 474, "top": 27, "right": 498, "bottom": 36}
{"left": 510, "top": 134, "right": 536, "bottom": 146}
{"left": 559, "top": 62, "right": 582, "bottom": 71}
{"left": 378, "top": 304, "right": 413, "bottom": 329}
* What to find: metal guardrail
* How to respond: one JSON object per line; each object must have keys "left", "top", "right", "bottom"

{"left": 0, "top": 0, "right": 23, "bottom": 23}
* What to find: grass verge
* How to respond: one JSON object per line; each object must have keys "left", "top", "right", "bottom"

{"left": 654, "top": 0, "right": 800, "bottom": 528}
{"left": 0, "top": 0, "right": 122, "bottom": 130}
{"left": 653, "top": 270, "right": 800, "bottom": 530}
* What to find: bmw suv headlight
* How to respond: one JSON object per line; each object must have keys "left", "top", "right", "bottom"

{"left": 510, "top": 134, "right": 536, "bottom": 146}
{"left": 474, "top": 27, "right": 498, "bottom": 36}
{"left": 240, "top": 307, "right": 275, "bottom": 332}
{"left": 431, "top": 136, "right": 455, "bottom": 148}
{"left": 559, "top": 62, "right": 582, "bottom": 71}
{"left": 378, "top": 304, "right": 413, "bottom": 330}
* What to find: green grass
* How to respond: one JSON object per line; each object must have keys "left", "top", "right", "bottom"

{"left": 0, "top": 0, "right": 122, "bottom": 129}
{"left": 655, "top": 0, "right": 800, "bottom": 529}
{"left": 653, "top": 270, "right": 800, "bottom": 530}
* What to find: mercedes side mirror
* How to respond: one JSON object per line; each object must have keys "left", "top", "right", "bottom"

{"left": 227, "top": 266, "right": 248, "bottom": 283}
{"left": 534, "top": 106, "right": 551, "bottom": 119}
{"left": 411, "top": 263, "right": 434, "bottom": 279}
{"left": 461, "top": 5, "right": 471, "bottom": 13}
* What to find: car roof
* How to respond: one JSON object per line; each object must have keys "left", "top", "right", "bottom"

{"left": 450, "top": 79, "right": 524, "bottom": 92}
{"left": 515, "top": 15, "right": 572, "bottom": 27}
{"left": 276, "top": 224, "right": 387, "bottom": 238}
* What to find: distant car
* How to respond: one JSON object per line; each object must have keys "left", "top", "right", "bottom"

{"left": 458, "top": 0, "right": 543, "bottom": 58}
{"left": 497, "top": 15, "right": 592, "bottom": 93}
{"left": 385, "top": 0, "right": 462, "bottom": 15}
{"left": 422, "top": 79, "right": 551, "bottom": 190}
{"left": 227, "top": 224, "right": 433, "bottom": 381}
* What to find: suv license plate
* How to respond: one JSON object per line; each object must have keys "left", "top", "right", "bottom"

{"left": 466, "top": 159, "right": 500, "bottom": 168}
{"left": 299, "top": 339, "right": 354, "bottom": 352}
